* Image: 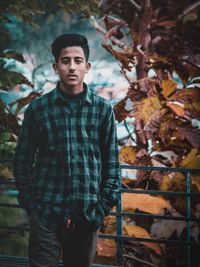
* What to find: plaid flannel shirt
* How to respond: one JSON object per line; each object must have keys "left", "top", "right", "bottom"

{"left": 14, "top": 84, "right": 120, "bottom": 231}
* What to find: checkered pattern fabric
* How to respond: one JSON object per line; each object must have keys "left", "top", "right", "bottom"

{"left": 14, "top": 84, "right": 120, "bottom": 230}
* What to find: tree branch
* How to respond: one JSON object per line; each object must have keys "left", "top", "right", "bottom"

{"left": 0, "top": 99, "right": 12, "bottom": 114}
{"left": 123, "top": 253, "right": 157, "bottom": 267}
{"left": 90, "top": 16, "right": 128, "bottom": 51}
{"left": 127, "top": 0, "right": 143, "bottom": 14}
{"left": 178, "top": 0, "right": 200, "bottom": 20}
{"left": 124, "top": 119, "right": 136, "bottom": 143}
{"left": 118, "top": 61, "right": 132, "bottom": 84}
{"left": 182, "top": 59, "right": 200, "bottom": 70}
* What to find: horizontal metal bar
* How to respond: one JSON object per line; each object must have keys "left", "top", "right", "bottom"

{"left": 122, "top": 188, "right": 200, "bottom": 197}
{"left": 1, "top": 204, "right": 200, "bottom": 222}
{"left": 1, "top": 188, "right": 200, "bottom": 198}
{"left": 120, "top": 164, "right": 200, "bottom": 173}
{"left": 110, "top": 212, "right": 200, "bottom": 222}
{"left": 1, "top": 205, "right": 200, "bottom": 223}
{"left": 1, "top": 225, "right": 200, "bottom": 247}
{"left": 98, "top": 234, "right": 200, "bottom": 246}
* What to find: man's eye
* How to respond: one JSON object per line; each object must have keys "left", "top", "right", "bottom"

{"left": 62, "top": 60, "right": 69, "bottom": 64}
{"left": 76, "top": 59, "right": 83, "bottom": 64}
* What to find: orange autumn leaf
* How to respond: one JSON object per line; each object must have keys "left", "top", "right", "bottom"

{"left": 156, "top": 20, "right": 176, "bottom": 27}
{"left": 167, "top": 103, "right": 185, "bottom": 117}
{"left": 162, "top": 79, "right": 177, "bottom": 98}
{"left": 97, "top": 238, "right": 116, "bottom": 257}
{"left": 119, "top": 146, "right": 137, "bottom": 165}
{"left": 122, "top": 192, "right": 171, "bottom": 214}
{"left": 123, "top": 225, "right": 162, "bottom": 255}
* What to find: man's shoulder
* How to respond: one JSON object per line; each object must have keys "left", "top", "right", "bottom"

{"left": 90, "top": 90, "right": 112, "bottom": 110}
{"left": 29, "top": 88, "right": 55, "bottom": 109}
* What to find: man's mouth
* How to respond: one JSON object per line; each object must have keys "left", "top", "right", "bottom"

{"left": 67, "top": 74, "right": 78, "bottom": 78}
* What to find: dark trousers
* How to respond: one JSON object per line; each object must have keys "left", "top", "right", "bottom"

{"left": 28, "top": 215, "right": 97, "bottom": 267}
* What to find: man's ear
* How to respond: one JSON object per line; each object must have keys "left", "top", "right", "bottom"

{"left": 85, "top": 62, "right": 91, "bottom": 73}
{"left": 53, "top": 63, "right": 58, "bottom": 74}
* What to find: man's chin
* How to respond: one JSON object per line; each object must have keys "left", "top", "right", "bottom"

{"left": 63, "top": 80, "right": 79, "bottom": 86}
{"left": 60, "top": 80, "right": 82, "bottom": 89}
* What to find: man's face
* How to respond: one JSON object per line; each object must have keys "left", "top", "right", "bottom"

{"left": 53, "top": 46, "right": 90, "bottom": 91}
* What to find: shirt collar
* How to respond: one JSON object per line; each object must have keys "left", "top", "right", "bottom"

{"left": 53, "top": 82, "right": 92, "bottom": 105}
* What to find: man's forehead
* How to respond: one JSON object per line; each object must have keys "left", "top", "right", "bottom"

{"left": 60, "top": 46, "right": 85, "bottom": 57}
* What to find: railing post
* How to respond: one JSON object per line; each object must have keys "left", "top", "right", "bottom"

{"left": 116, "top": 169, "right": 123, "bottom": 267}
{"left": 186, "top": 171, "right": 191, "bottom": 267}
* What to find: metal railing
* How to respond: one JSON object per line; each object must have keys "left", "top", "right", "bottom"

{"left": 0, "top": 165, "right": 200, "bottom": 267}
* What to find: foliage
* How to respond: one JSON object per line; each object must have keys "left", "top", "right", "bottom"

{"left": 95, "top": 1, "right": 200, "bottom": 167}
{"left": 93, "top": 1, "right": 200, "bottom": 266}
{"left": 58, "top": 0, "right": 99, "bottom": 17}
{"left": 0, "top": 195, "right": 28, "bottom": 256}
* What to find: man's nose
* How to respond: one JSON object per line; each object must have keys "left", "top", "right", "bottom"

{"left": 69, "top": 60, "right": 76, "bottom": 71}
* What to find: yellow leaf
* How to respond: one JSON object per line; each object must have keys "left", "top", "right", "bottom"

{"left": 192, "top": 100, "right": 200, "bottom": 111}
{"left": 123, "top": 225, "right": 162, "bottom": 255}
{"left": 158, "top": 173, "right": 186, "bottom": 213}
{"left": 119, "top": 146, "right": 137, "bottom": 165}
{"left": 181, "top": 149, "right": 200, "bottom": 168}
{"left": 162, "top": 79, "right": 177, "bottom": 98}
{"left": 103, "top": 215, "right": 116, "bottom": 235}
{"left": 149, "top": 55, "right": 168, "bottom": 64}
{"left": 122, "top": 192, "right": 171, "bottom": 214}
{"left": 191, "top": 175, "right": 200, "bottom": 192}
{"left": 140, "top": 97, "right": 162, "bottom": 123}
{"left": 159, "top": 175, "right": 172, "bottom": 191}
{"left": 0, "top": 166, "right": 13, "bottom": 178}
{"left": 124, "top": 224, "right": 150, "bottom": 238}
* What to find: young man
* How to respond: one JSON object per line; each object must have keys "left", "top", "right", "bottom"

{"left": 14, "top": 34, "right": 120, "bottom": 267}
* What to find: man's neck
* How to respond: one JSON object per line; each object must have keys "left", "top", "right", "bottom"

{"left": 59, "top": 81, "right": 84, "bottom": 95}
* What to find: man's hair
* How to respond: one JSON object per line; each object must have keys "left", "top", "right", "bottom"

{"left": 51, "top": 33, "right": 90, "bottom": 62}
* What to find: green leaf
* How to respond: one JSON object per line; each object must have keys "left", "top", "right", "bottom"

{"left": 0, "top": 132, "right": 11, "bottom": 144}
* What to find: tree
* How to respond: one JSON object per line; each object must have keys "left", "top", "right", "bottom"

{"left": 91, "top": 1, "right": 200, "bottom": 266}
{"left": 93, "top": 0, "right": 200, "bottom": 167}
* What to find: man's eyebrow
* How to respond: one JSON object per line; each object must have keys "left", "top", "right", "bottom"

{"left": 60, "top": 56, "right": 84, "bottom": 60}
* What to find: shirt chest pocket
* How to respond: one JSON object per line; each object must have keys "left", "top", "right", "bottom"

{"left": 39, "top": 118, "right": 67, "bottom": 153}
{"left": 77, "top": 123, "right": 99, "bottom": 147}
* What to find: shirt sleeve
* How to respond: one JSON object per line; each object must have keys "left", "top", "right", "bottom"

{"left": 100, "top": 104, "right": 121, "bottom": 216}
{"left": 13, "top": 103, "right": 38, "bottom": 215}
